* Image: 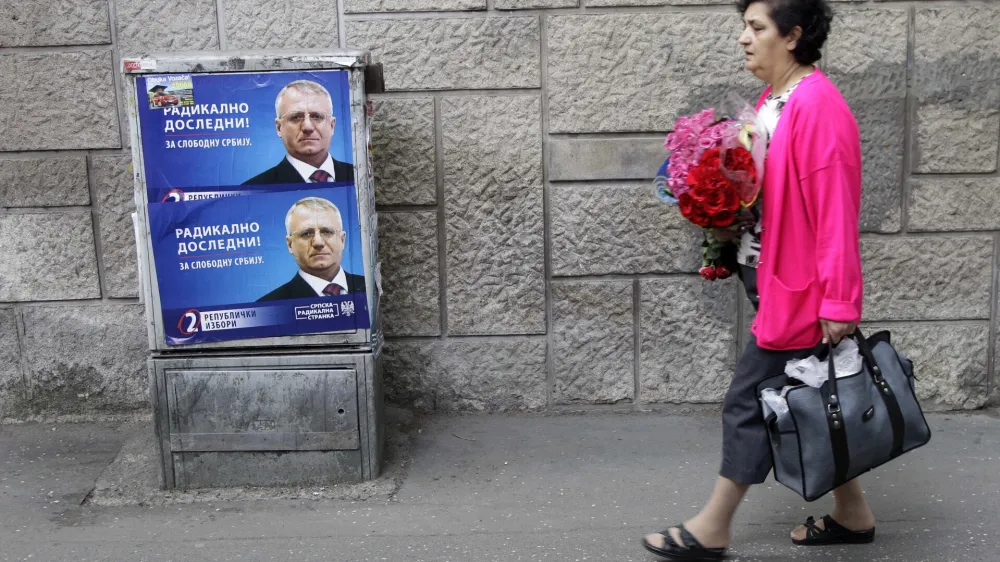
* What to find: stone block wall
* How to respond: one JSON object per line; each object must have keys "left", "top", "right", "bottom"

{"left": 1, "top": 0, "right": 997, "bottom": 420}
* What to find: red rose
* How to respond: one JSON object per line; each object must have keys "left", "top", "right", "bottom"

{"left": 678, "top": 192, "right": 695, "bottom": 217}
{"left": 686, "top": 165, "right": 710, "bottom": 188}
{"left": 714, "top": 209, "right": 735, "bottom": 227}
{"left": 690, "top": 208, "right": 711, "bottom": 228}
{"left": 689, "top": 199, "right": 711, "bottom": 227}
{"left": 699, "top": 147, "right": 722, "bottom": 170}
{"left": 699, "top": 266, "right": 718, "bottom": 281}
{"left": 724, "top": 147, "right": 757, "bottom": 184}
{"left": 725, "top": 147, "right": 752, "bottom": 168}
{"left": 725, "top": 189, "right": 741, "bottom": 213}
{"left": 689, "top": 180, "right": 715, "bottom": 202}
{"left": 684, "top": 151, "right": 745, "bottom": 228}
{"left": 709, "top": 174, "right": 730, "bottom": 194}
{"left": 679, "top": 193, "right": 710, "bottom": 227}
{"left": 714, "top": 179, "right": 738, "bottom": 213}
{"left": 689, "top": 166, "right": 722, "bottom": 192}
{"left": 715, "top": 265, "right": 732, "bottom": 279}
{"left": 702, "top": 186, "right": 728, "bottom": 216}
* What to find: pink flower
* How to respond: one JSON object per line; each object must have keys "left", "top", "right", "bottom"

{"left": 669, "top": 158, "right": 690, "bottom": 173}
{"left": 700, "top": 123, "right": 723, "bottom": 145}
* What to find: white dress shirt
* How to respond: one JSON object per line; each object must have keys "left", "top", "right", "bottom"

{"left": 298, "top": 268, "right": 349, "bottom": 296}
{"left": 287, "top": 154, "right": 336, "bottom": 183}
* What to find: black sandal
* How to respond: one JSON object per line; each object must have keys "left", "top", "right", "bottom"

{"left": 642, "top": 524, "right": 727, "bottom": 560}
{"left": 792, "top": 515, "right": 875, "bottom": 546}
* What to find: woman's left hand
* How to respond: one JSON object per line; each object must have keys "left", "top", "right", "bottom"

{"left": 820, "top": 318, "right": 857, "bottom": 345}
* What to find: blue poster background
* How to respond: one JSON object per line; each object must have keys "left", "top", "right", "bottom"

{"left": 147, "top": 181, "right": 352, "bottom": 204}
{"left": 137, "top": 70, "right": 353, "bottom": 191}
{"left": 148, "top": 185, "right": 369, "bottom": 345}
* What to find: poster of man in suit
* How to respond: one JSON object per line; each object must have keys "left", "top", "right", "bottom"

{"left": 136, "top": 69, "right": 370, "bottom": 346}
{"left": 256, "top": 196, "right": 366, "bottom": 302}
{"left": 136, "top": 69, "right": 355, "bottom": 196}
{"left": 243, "top": 80, "right": 355, "bottom": 186}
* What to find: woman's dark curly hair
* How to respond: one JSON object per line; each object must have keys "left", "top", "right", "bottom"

{"left": 736, "top": 0, "right": 834, "bottom": 65}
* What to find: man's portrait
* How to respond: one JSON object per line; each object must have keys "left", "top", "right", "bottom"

{"left": 243, "top": 80, "right": 355, "bottom": 186}
{"left": 256, "top": 197, "right": 365, "bottom": 302}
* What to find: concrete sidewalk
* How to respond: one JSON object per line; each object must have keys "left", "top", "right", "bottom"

{"left": 1, "top": 409, "right": 997, "bottom": 561}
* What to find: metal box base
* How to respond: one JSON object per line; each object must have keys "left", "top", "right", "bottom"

{"left": 149, "top": 348, "right": 383, "bottom": 490}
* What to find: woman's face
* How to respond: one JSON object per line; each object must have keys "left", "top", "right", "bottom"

{"left": 738, "top": 2, "right": 799, "bottom": 80}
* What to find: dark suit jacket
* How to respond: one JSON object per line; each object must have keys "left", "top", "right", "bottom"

{"left": 243, "top": 157, "right": 354, "bottom": 185}
{"left": 256, "top": 271, "right": 366, "bottom": 302}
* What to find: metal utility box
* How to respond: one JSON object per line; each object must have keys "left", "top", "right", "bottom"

{"left": 149, "top": 347, "right": 383, "bottom": 488}
{"left": 121, "top": 50, "right": 385, "bottom": 490}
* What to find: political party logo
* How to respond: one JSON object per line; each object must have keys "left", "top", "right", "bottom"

{"left": 159, "top": 188, "right": 252, "bottom": 202}
{"left": 162, "top": 189, "right": 185, "bottom": 202}
{"left": 177, "top": 309, "right": 201, "bottom": 335}
{"left": 294, "top": 300, "right": 356, "bottom": 321}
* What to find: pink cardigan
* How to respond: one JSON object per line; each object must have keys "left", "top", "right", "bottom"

{"left": 749, "top": 69, "right": 864, "bottom": 351}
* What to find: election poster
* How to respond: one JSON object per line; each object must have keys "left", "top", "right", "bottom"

{"left": 136, "top": 69, "right": 355, "bottom": 196}
{"left": 135, "top": 69, "right": 370, "bottom": 345}
{"left": 149, "top": 186, "right": 370, "bottom": 345}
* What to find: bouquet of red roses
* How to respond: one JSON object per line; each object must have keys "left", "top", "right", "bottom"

{"left": 654, "top": 98, "right": 764, "bottom": 280}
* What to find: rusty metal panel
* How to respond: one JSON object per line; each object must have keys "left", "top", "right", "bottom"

{"left": 174, "top": 451, "right": 363, "bottom": 488}
{"left": 165, "top": 369, "right": 359, "bottom": 448}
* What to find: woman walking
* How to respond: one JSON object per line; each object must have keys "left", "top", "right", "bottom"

{"left": 643, "top": 0, "right": 874, "bottom": 559}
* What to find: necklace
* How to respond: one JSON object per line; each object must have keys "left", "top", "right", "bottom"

{"left": 769, "top": 66, "right": 813, "bottom": 100}
{"left": 767, "top": 72, "right": 809, "bottom": 103}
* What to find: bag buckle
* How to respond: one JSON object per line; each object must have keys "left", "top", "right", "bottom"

{"left": 871, "top": 366, "right": 892, "bottom": 394}
{"left": 827, "top": 394, "right": 841, "bottom": 415}
{"left": 827, "top": 395, "right": 843, "bottom": 430}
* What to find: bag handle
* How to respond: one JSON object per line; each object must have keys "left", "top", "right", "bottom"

{"left": 851, "top": 328, "right": 888, "bottom": 386}
{"left": 824, "top": 340, "right": 841, "bottom": 420}
{"left": 824, "top": 327, "right": 873, "bottom": 423}
{"left": 856, "top": 328, "right": 907, "bottom": 458}
{"left": 853, "top": 327, "right": 899, "bottom": 415}
{"left": 824, "top": 327, "right": 900, "bottom": 488}
{"left": 823, "top": 339, "right": 849, "bottom": 487}
{"left": 824, "top": 327, "right": 884, "bottom": 409}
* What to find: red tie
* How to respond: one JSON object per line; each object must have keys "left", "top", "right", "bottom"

{"left": 310, "top": 170, "right": 331, "bottom": 183}
{"left": 323, "top": 283, "right": 342, "bottom": 296}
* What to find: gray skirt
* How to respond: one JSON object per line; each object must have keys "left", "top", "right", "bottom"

{"left": 721, "top": 266, "right": 818, "bottom": 484}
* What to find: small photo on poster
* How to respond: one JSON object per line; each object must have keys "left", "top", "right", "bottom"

{"left": 146, "top": 74, "right": 195, "bottom": 109}
{"left": 136, "top": 69, "right": 354, "bottom": 194}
